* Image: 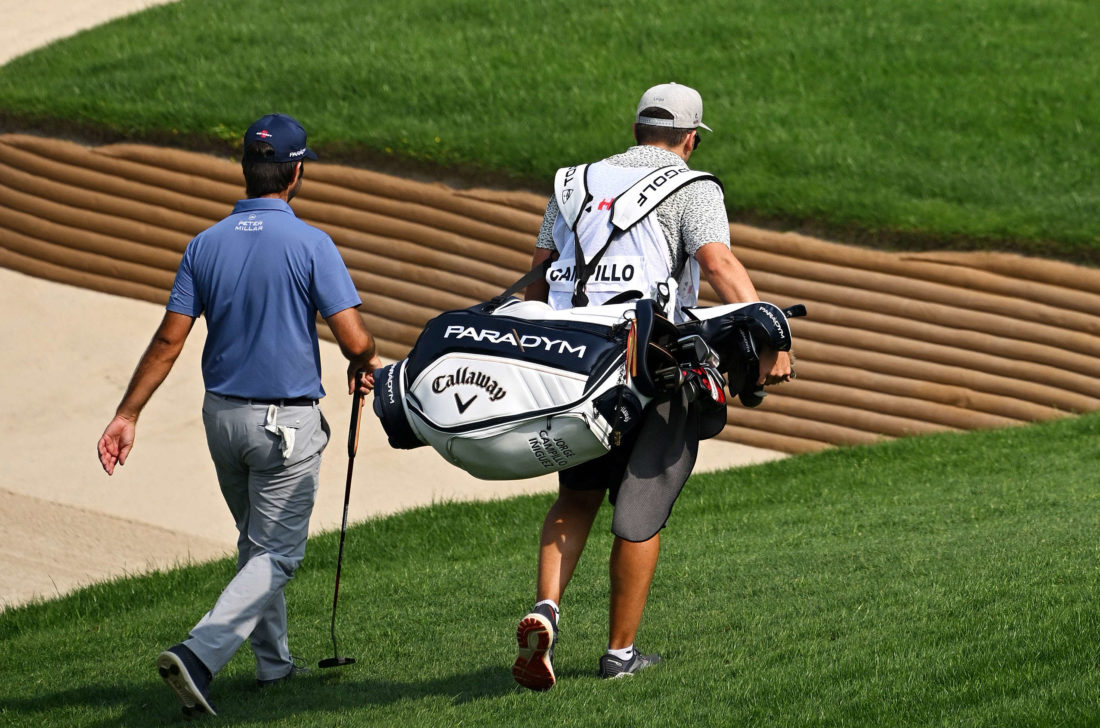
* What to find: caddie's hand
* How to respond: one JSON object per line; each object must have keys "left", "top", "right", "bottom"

{"left": 348, "top": 355, "right": 383, "bottom": 395}
{"left": 758, "top": 350, "right": 794, "bottom": 386}
{"left": 97, "top": 414, "right": 136, "bottom": 476}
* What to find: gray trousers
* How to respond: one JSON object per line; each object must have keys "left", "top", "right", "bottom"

{"left": 185, "top": 393, "right": 330, "bottom": 681}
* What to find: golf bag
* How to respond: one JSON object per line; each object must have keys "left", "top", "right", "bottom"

{"left": 373, "top": 296, "right": 804, "bottom": 480}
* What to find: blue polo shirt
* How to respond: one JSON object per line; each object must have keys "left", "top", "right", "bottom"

{"left": 167, "top": 198, "right": 362, "bottom": 400}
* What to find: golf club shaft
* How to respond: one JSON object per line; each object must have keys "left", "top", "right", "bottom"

{"left": 329, "top": 456, "right": 354, "bottom": 655}
{"left": 328, "top": 381, "right": 365, "bottom": 657}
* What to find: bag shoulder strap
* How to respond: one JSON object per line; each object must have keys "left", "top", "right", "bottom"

{"left": 573, "top": 166, "right": 719, "bottom": 306}
{"left": 487, "top": 257, "right": 552, "bottom": 310}
{"left": 610, "top": 166, "right": 721, "bottom": 232}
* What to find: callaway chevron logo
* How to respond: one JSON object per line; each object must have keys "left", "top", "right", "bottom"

{"left": 431, "top": 367, "right": 507, "bottom": 402}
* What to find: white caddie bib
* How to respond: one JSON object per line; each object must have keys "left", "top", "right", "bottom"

{"left": 547, "top": 161, "right": 717, "bottom": 322}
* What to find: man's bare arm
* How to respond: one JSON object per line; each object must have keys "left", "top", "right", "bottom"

{"left": 525, "top": 248, "right": 555, "bottom": 303}
{"left": 97, "top": 311, "right": 195, "bottom": 474}
{"left": 325, "top": 307, "right": 381, "bottom": 394}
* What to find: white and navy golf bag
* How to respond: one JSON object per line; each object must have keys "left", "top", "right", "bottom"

{"left": 373, "top": 295, "right": 805, "bottom": 480}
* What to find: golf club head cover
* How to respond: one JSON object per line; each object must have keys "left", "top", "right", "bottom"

{"left": 678, "top": 301, "right": 806, "bottom": 407}
{"left": 721, "top": 327, "right": 767, "bottom": 408}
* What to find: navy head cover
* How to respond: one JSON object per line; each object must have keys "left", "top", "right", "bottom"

{"left": 679, "top": 302, "right": 806, "bottom": 407}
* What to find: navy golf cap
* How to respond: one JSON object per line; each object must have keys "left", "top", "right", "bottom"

{"left": 243, "top": 113, "right": 318, "bottom": 162}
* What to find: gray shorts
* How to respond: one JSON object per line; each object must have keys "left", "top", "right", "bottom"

{"left": 560, "top": 389, "right": 702, "bottom": 542}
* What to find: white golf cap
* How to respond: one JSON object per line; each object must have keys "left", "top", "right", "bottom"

{"left": 635, "top": 82, "right": 712, "bottom": 132}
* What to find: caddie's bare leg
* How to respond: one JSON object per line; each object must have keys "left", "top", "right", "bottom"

{"left": 608, "top": 533, "right": 660, "bottom": 650}
{"left": 536, "top": 486, "right": 605, "bottom": 603}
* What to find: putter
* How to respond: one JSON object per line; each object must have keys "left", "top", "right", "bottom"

{"left": 318, "top": 377, "right": 365, "bottom": 669}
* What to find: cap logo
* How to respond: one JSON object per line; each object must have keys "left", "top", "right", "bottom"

{"left": 257, "top": 129, "right": 272, "bottom": 139}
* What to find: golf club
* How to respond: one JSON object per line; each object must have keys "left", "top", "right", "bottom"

{"left": 318, "top": 375, "right": 365, "bottom": 669}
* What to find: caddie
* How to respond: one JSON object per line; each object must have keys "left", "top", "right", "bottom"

{"left": 512, "top": 82, "right": 793, "bottom": 689}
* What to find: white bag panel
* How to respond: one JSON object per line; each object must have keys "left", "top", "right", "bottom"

{"left": 440, "top": 411, "right": 611, "bottom": 480}
{"left": 407, "top": 353, "right": 592, "bottom": 430}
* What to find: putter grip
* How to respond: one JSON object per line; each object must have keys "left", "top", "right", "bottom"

{"left": 348, "top": 388, "right": 364, "bottom": 458}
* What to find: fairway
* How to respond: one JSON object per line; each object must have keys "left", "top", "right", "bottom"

{"left": 2, "top": 414, "right": 1100, "bottom": 726}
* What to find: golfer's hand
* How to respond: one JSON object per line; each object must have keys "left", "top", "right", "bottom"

{"left": 97, "top": 415, "right": 136, "bottom": 476}
{"left": 348, "top": 355, "right": 383, "bottom": 395}
{"left": 758, "top": 350, "right": 793, "bottom": 386}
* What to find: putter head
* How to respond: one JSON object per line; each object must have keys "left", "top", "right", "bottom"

{"left": 318, "top": 656, "right": 356, "bottom": 669}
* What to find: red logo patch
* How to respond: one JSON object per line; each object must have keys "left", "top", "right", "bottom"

{"left": 257, "top": 129, "right": 272, "bottom": 139}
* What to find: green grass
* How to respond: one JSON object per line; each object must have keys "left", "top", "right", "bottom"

{"left": 3, "top": 3, "right": 1100, "bottom": 724}
{"left": 1, "top": 0, "right": 1098, "bottom": 260}
{"left": 4, "top": 412, "right": 1100, "bottom": 727}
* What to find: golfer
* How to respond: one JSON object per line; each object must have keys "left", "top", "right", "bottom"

{"left": 96, "top": 113, "right": 381, "bottom": 717}
{"left": 513, "top": 83, "right": 792, "bottom": 689}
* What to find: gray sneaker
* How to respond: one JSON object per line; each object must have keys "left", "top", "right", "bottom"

{"left": 512, "top": 603, "right": 559, "bottom": 691}
{"left": 598, "top": 650, "right": 662, "bottom": 679}
{"left": 156, "top": 644, "right": 217, "bottom": 717}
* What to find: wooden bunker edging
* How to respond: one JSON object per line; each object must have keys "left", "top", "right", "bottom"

{"left": 3, "top": 133, "right": 1099, "bottom": 455}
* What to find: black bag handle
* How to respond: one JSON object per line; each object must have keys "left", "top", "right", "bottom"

{"left": 486, "top": 258, "right": 551, "bottom": 310}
